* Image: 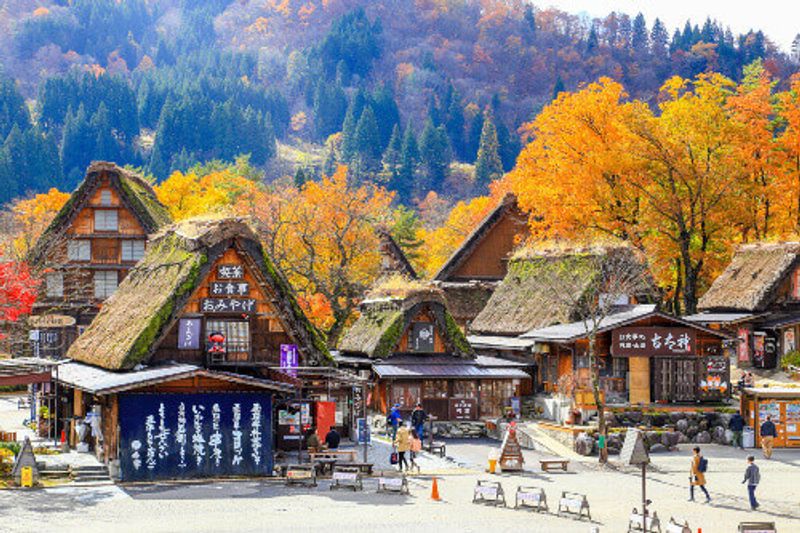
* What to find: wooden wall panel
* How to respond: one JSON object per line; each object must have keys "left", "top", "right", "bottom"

{"left": 451, "top": 211, "right": 528, "bottom": 280}
{"left": 629, "top": 356, "right": 650, "bottom": 404}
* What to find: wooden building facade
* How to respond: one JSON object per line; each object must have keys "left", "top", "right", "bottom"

{"left": 336, "top": 286, "right": 530, "bottom": 421}
{"left": 27, "top": 161, "right": 172, "bottom": 357}
{"left": 55, "top": 217, "right": 331, "bottom": 480}
{"left": 433, "top": 193, "right": 529, "bottom": 331}
{"left": 688, "top": 243, "right": 800, "bottom": 370}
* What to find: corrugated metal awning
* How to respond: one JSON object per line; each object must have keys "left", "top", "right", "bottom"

{"left": 372, "top": 363, "right": 529, "bottom": 379}
{"left": 467, "top": 335, "right": 536, "bottom": 350}
{"left": 56, "top": 361, "right": 295, "bottom": 395}
{"left": 682, "top": 312, "right": 757, "bottom": 324}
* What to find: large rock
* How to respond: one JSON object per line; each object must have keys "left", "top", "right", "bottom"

{"left": 676, "top": 419, "right": 689, "bottom": 433}
{"left": 695, "top": 431, "right": 712, "bottom": 444}
{"left": 686, "top": 424, "right": 699, "bottom": 439}
{"left": 662, "top": 431, "right": 681, "bottom": 449}
{"left": 711, "top": 426, "right": 726, "bottom": 444}
{"left": 575, "top": 433, "right": 595, "bottom": 456}
{"left": 677, "top": 433, "right": 691, "bottom": 444}
{"left": 649, "top": 443, "right": 667, "bottom": 453}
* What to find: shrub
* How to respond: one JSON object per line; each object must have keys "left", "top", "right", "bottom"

{"left": 781, "top": 350, "right": 800, "bottom": 371}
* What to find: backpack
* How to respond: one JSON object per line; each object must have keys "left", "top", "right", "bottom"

{"left": 698, "top": 457, "right": 708, "bottom": 473}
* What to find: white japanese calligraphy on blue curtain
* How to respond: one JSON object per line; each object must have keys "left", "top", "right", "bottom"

{"left": 119, "top": 393, "right": 273, "bottom": 481}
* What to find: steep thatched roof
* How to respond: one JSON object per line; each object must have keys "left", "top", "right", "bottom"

{"left": 377, "top": 229, "right": 418, "bottom": 280}
{"left": 434, "top": 193, "right": 528, "bottom": 282}
{"left": 699, "top": 243, "right": 800, "bottom": 312}
{"left": 436, "top": 281, "right": 497, "bottom": 325}
{"left": 470, "top": 245, "right": 652, "bottom": 336}
{"left": 30, "top": 161, "right": 172, "bottom": 264}
{"left": 338, "top": 285, "right": 472, "bottom": 359}
{"left": 67, "top": 217, "right": 330, "bottom": 370}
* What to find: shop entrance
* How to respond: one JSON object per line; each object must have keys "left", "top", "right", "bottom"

{"left": 652, "top": 358, "right": 696, "bottom": 402}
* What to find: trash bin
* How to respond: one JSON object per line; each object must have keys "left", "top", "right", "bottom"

{"left": 743, "top": 427, "right": 755, "bottom": 448}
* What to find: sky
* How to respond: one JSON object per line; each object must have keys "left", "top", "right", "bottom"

{"left": 538, "top": 1, "right": 800, "bottom": 52}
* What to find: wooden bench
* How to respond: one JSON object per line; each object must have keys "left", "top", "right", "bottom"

{"left": 472, "top": 480, "right": 506, "bottom": 507}
{"left": 310, "top": 450, "right": 358, "bottom": 461}
{"left": 540, "top": 459, "right": 569, "bottom": 472}
{"left": 285, "top": 464, "right": 317, "bottom": 487}
{"left": 377, "top": 471, "right": 409, "bottom": 495}
{"left": 330, "top": 466, "right": 363, "bottom": 492}
{"left": 557, "top": 491, "right": 591, "bottom": 521}
{"left": 427, "top": 441, "right": 446, "bottom": 458}
{"left": 628, "top": 508, "right": 661, "bottom": 532}
{"left": 737, "top": 522, "right": 776, "bottom": 533}
{"left": 336, "top": 462, "right": 374, "bottom": 475}
{"left": 514, "top": 486, "right": 548, "bottom": 513}
{"left": 665, "top": 517, "right": 691, "bottom": 533}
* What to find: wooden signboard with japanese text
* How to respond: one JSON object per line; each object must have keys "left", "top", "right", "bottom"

{"left": 612, "top": 327, "right": 696, "bottom": 357}
{"left": 449, "top": 398, "right": 477, "bottom": 420}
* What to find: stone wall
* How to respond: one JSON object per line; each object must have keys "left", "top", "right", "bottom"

{"left": 573, "top": 411, "right": 738, "bottom": 456}
{"left": 431, "top": 421, "right": 487, "bottom": 439}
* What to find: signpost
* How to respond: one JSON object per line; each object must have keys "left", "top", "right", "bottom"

{"left": 620, "top": 429, "right": 651, "bottom": 523}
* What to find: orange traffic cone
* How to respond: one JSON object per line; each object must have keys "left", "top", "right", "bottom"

{"left": 431, "top": 477, "right": 441, "bottom": 501}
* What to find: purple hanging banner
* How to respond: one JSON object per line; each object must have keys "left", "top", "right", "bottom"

{"left": 178, "top": 318, "right": 201, "bottom": 350}
{"left": 280, "top": 344, "right": 299, "bottom": 376}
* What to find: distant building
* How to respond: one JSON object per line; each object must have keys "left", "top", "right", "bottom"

{"left": 376, "top": 228, "right": 418, "bottom": 281}
{"left": 433, "top": 193, "right": 529, "bottom": 331}
{"left": 27, "top": 162, "right": 172, "bottom": 357}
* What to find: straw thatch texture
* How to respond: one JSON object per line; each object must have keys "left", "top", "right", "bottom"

{"left": 67, "top": 217, "right": 329, "bottom": 370}
{"left": 698, "top": 243, "right": 800, "bottom": 312}
{"left": 29, "top": 161, "right": 172, "bottom": 264}
{"left": 437, "top": 281, "right": 497, "bottom": 326}
{"left": 338, "top": 286, "right": 472, "bottom": 359}
{"left": 470, "top": 245, "right": 651, "bottom": 336}
{"left": 377, "top": 229, "right": 418, "bottom": 280}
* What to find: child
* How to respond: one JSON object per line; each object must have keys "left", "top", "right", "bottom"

{"left": 410, "top": 429, "right": 422, "bottom": 473}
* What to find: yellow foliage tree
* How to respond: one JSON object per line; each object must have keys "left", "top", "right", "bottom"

{"left": 9, "top": 188, "right": 70, "bottom": 258}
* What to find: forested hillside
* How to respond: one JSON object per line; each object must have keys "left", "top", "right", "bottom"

{"left": 0, "top": 0, "right": 796, "bottom": 207}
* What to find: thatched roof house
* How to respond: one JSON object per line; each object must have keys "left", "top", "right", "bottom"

{"left": 470, "top": 245, "right": 653, "bottom": 337}
{"left": 67, "top": 217, "right": 329, "bottom": 370}
{"left": 338, "top": 283, "right": 471, "bottom": 359}
{"left": 377, "top": 229, "right": 418, "bottom": 280}
{"left": 433, "top": 193, "right": 530, "bottom": 330}
{"left": 698, "top": 243, "right": 800, "bottom": 312}
{"left": 29, "top": 161, "right": 171, "bottom": 265}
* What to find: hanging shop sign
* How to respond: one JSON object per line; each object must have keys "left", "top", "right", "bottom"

{"left": 612, "top": 327, "right": 696, "bottom": 357}
{"left": 280, "top": 344, "right": 299, "bottom": 377}
{"left": 118, "top": 392, "right": 273, "bottom": 481}
{"left": 28, "top": 314, "right": 76, "bottom": 328}
{"left": 217, "top": 264, "right": 244, "bottom": 279}
{"left": 178, "top": 318, "right": 201, "bottom": 350}
{"left": 201, "top": 298, "right": 256, "bottom": 314}
{"left": 210, "top": 282, "right": 250, "bottom": 297}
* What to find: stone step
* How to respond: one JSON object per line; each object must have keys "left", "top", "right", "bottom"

{"left": 73, "top": 465, "right": 109, "bottom": 473}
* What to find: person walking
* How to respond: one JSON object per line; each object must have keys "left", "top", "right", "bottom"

{"left": 411, "top": 403, "right": 427, "bottom": 442}
{"left": 729, "top": 412, "right": 745, "bottom": 450}
{"left": 742, "top": 455, "right": 760, "bottom": 510}
{"left": 387, "top": 404, "right": 402, "bottom": 441}
{"left": 394, "top": 424, "right": 411, "bottom": 472}
{"left": 760, "top": 415, "right": 778, "bottom": 459}
{"left": 689, "top": 446, "right": 711, "bottom": 503}
{"left": 409, "top": 429, "right": 422, "bottom": 473}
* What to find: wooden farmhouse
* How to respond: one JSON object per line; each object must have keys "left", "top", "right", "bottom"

{"left": 376, "top": 228, "right": 418, "bottom": 281}
{"left": 468, "top": 246, "right": 655, "bottom": 393}
{"left": 55, "top": 217, "right": 330, "bottom": 480}
{"left": 687, "top": 243, "right": 800, "bottom": 370}
{"left": 336, "top": 284, "right": 530, "bottom": 421}
{"left": 433, "top": 193, "right": 529, "bottom": 331}
{"left": 27, "top": 161, "right": 172, "bottom": 357}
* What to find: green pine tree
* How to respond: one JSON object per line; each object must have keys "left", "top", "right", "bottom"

{"left": 396, "top": 122, "right": 419, "bottom": 204}
{"left": 294, "top": 167, "right": 308, "bottom": 188}
{"left": 353, "top": 106, "right": 382, "bottom": 177}
{"left": 419, "top": 119, "right": 451, "bottom": 194}
{"left": 383, "top": 124, "right": 402, "bottom": 183}
{"left": 323, "top": 142, "right": 338, "bottom": 176}
{"left": 474, "top": 112, "right": 503, "bottom": 192}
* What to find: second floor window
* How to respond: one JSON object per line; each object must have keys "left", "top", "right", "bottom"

{"left": 94, "top": 270, "right": 118, "bottom": 299}
{"left": 46, "top": 272, "right": 64, "bottom": 298}
{"left": 121, "top": 240, "right": 145, "bottom": 261}
{"left": 94, "top": 210, "right": 118, "bottom": 232}
{"left": 67, "top": 240, "right": 91, "bottom": 261}
{"left": 100, "top": 190, "right": 112, "bottom": 206}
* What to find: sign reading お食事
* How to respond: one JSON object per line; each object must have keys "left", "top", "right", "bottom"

{"left": 210, "top": 282, "right": 250, "bottom": 297}
{"left": 612, "top": 327, "right": 696, "bottom": 357}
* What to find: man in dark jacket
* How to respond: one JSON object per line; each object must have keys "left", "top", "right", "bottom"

{"left": 411, "top": 403, "right": 427, "bottom": 441}
{"left": 760, "top": 416, "right": 778, "bottom": 459}
{"left": 729, "top": 412, "right": 745, "bottom": 449}
{"left": 324, "top": 427, "right": 341, "bottom": 449}
{"left": 742, "top": 456, "right": 760, "bottom": 510}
